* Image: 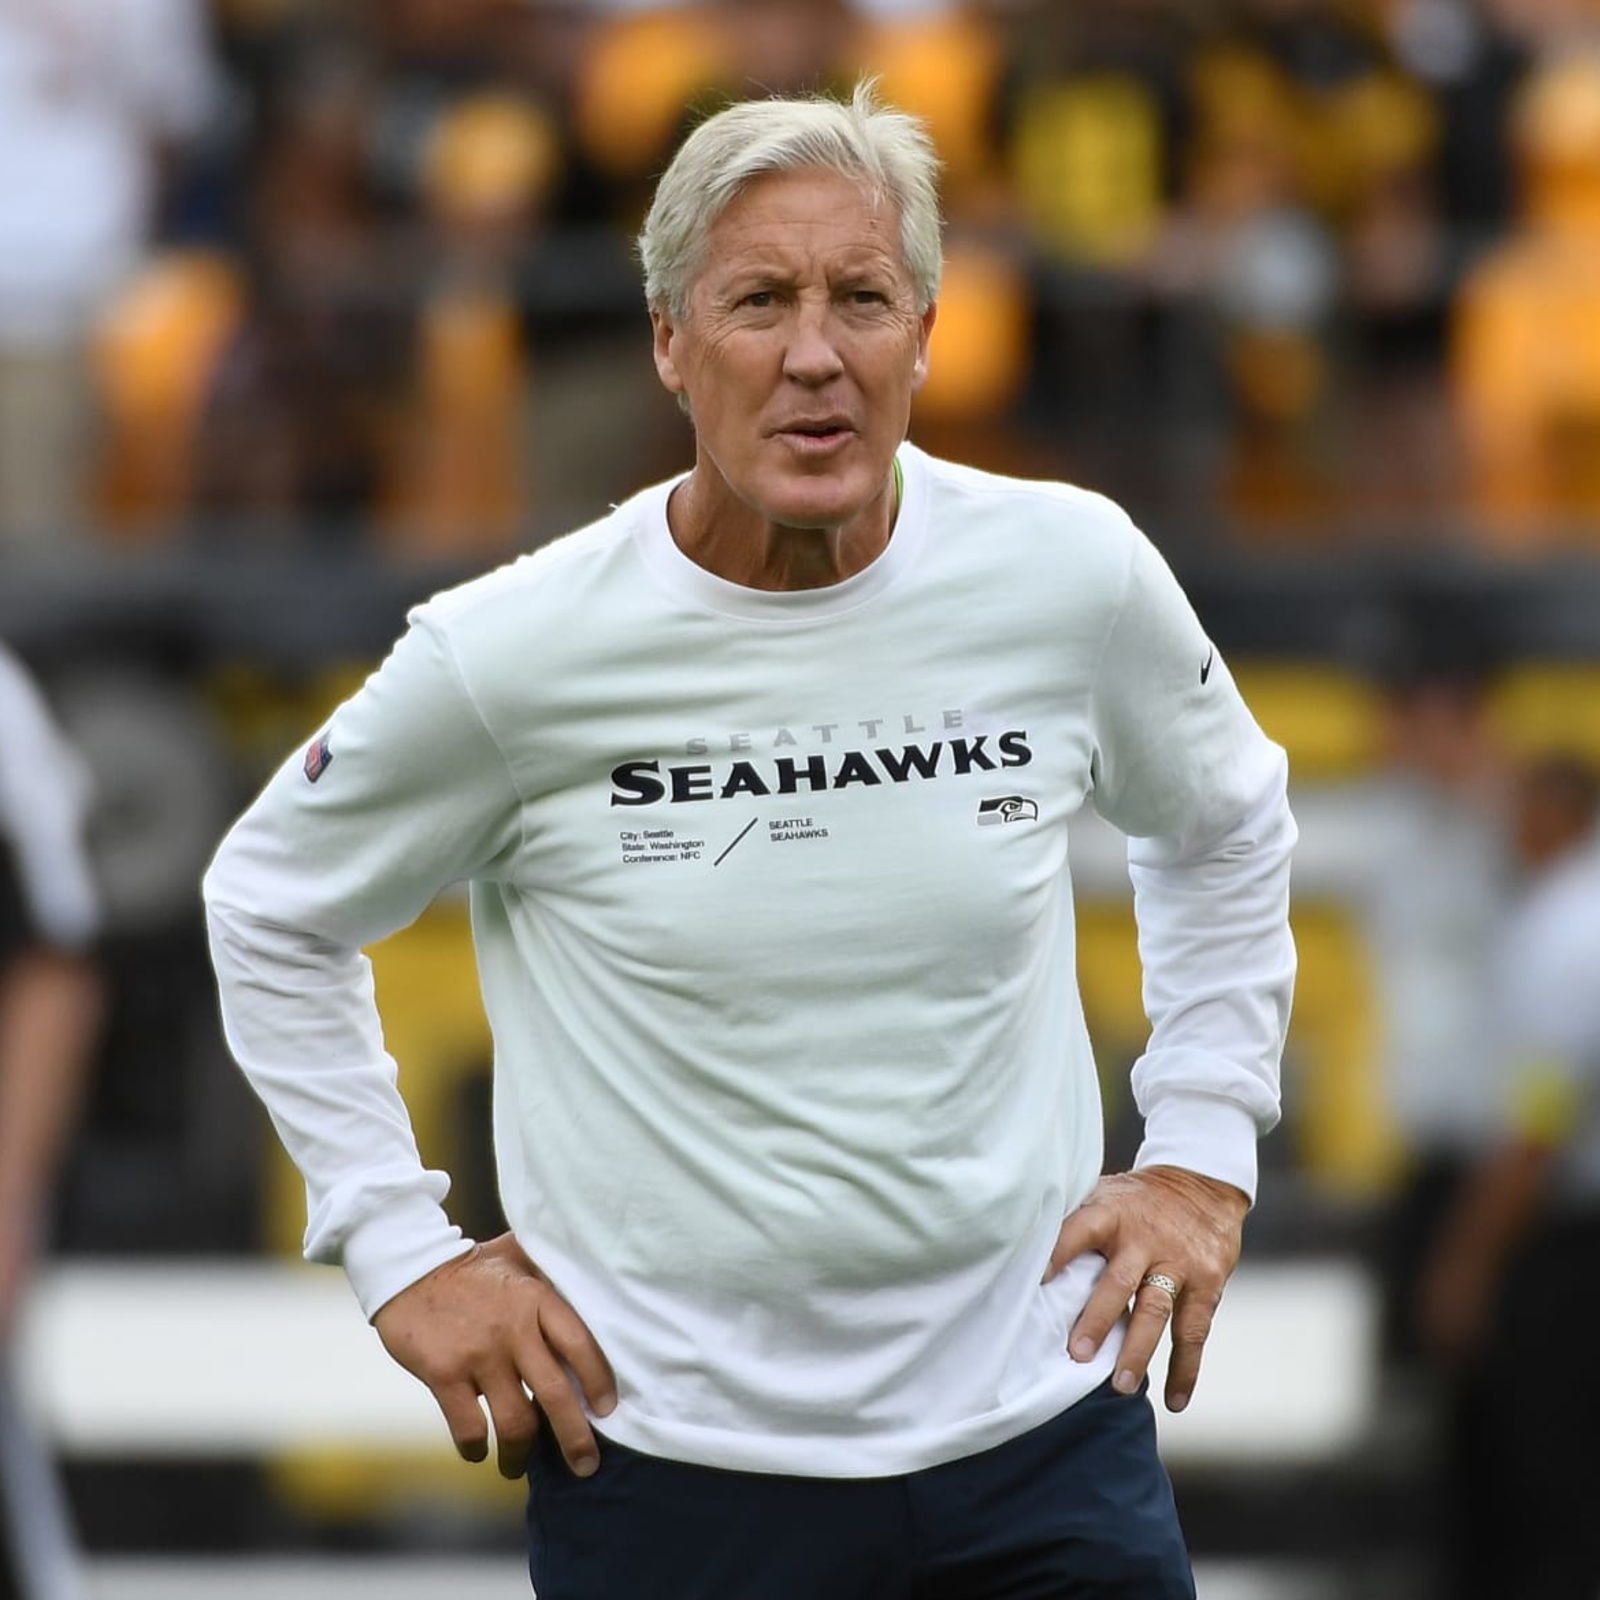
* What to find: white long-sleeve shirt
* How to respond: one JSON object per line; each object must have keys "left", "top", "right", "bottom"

{"left": 204, "top": 443, "right": 1296, "bottom": 1476}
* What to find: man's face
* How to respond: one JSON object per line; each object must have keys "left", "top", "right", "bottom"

{"left": 651, "top": 167, "right": 935, "bottom": 532}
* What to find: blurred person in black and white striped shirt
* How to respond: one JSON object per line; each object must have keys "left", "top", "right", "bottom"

{"left": 0, "top": 643, "right": 104, "bottom": 1349}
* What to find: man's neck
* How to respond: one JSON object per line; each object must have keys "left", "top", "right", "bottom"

{"left": 667, "top": 465, "right": 901, "bottom": 592}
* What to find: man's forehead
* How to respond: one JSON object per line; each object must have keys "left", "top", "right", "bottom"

{"left": 708, "top": 236, "right": 903, "bottom": 273}
{"left": 714, "top": 169, "right": 894, "bottom": 232}
{"left": 704, "top": 190, "right": 903, "bottom": 266}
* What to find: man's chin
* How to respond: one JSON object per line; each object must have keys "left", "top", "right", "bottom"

{"left": 758, "top": 473, "right": 879, "bottom": 531}
{"left": 765, "top": 507, "right": 854, "bottom": 532}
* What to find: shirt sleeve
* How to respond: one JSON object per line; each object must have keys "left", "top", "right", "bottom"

{"left": 1493, "top": 865, "right": 1600, "bottom": 1149}
{"left": 0, "top": 644, "right": 102, "bottom": 951}
{"left": 202, "top": 611, "right": 524, "bottom": 1316}
{"left": 1087, "top": 529, "right": 1297, "bottom": 1202}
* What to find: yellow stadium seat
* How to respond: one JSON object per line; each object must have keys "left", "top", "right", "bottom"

{"left": 1229, "top": 663, "right": 1387, "bottom": 781}
{"left": 853, "top": 9, "right": 1004, "bottom": 198}
{"left": 205, "top": 662, "right": 370, "bottom": 776}
{"left": 421, "top": 91, "right": 562, "bottom": 223}
{"left": 90, "top": 250, "right": 246, "bottom": 532}
{"left": 1451, "top": 52, "right": 1600, "bottom": 535}
{"left": 380, "top": 286, "right": 533, "bottom": 557}
{"left": 1008, "top": 73, "right": 1167, "bottom": 268}
{"left": 913, "top": 238, "right": 1029, "bottom": 425}
{"left": 1454, "top": 239, "right": 1600, "bottom": 529}
{"left": 1282, "top": 902, "right": 1403, "bottom": 1195}
{"left": 573, "top": 7, "right": 729, "bottom": 185}
{"left": 1490, "top": 662, "right": 1600, "bottom": 765}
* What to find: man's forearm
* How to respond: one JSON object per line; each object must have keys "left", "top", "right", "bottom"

{"left": 1436, "top": 1140, "right": 1552, "bottom": 1286}
{"left": 0, "top": 949, "right": 104, "bottom": 1212}
{"left": 1418, "top": 1138, "right": 1553, "bottom": 1363}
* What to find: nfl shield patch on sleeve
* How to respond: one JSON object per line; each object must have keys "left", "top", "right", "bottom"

{"left": 303, "top": 734, "right": 333, "bottom": 783}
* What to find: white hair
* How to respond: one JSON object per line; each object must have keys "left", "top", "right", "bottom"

{"left": 638, "top": 79, "right": 944, "bottom": 318}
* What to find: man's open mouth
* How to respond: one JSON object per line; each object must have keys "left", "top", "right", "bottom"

{"left": 780, "top": 421, "right": 852, "bottom": 441}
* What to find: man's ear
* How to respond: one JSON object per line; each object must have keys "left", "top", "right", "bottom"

{"left": 911, "top": 300, "right": 937, "bottom": 394}
{"left": 651, "top": 306, "right": 685, "bottom": 397}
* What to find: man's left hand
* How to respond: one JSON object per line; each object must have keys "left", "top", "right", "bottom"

{"left": 1042, "top": 1166, "right": 1249, "bottom": 1413}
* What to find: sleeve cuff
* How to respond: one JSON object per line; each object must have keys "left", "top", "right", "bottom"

{"left": 336, "top": 1193, "right": 476, "bottom": 1320}
{"left": 1134, "top": 1092, "right": 1263, "bottom": 1205}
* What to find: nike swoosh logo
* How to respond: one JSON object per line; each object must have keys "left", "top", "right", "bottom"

{"left": 1200, "top": 648, "right": 1215, "bottom": 685}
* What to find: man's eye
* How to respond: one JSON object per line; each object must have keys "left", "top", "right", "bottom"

{"left": 850, "top": 289, "right": 885, "bottom": 305}
{"left": 742, "top": 291, "right": 775, "bottom": 308}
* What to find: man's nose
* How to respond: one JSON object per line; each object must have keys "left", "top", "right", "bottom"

{"left": 782, "top": 304, "right": 845, "bottom": 384}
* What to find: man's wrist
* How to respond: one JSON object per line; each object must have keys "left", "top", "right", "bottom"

{"left": 341, "top": 1196, "right": 475, "bottom": 1322}
{"left": 1138, "top": 1164, "right": 1251, "bottom": 1218}
{"left": 1134, "top": 1093, "right": 1261, "bottom": 1205}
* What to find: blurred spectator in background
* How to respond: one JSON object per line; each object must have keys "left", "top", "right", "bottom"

{"left": 187, "top": 4, "right": 608, "bottom": 551}
{"left": 1150, "top": 0, "right": 1456, "bottom": 527}
{"left": 190, "top": 26, "right": 404, "bottom": 539}
{"left": 0, "top": 0, "right": 218, "bottom": 554}
{"left": 1284, "top": 601, "right": 1516, "bottom": 1592}
{"left": 1380, "top": 0, "right": 1530, "bottom": 245}
{"left": 1001, "top": 3, "right": 1196, "bottom": 499}
{"left": 1152, "top": 22, "right": 1345, "bottom": 524}
{"left": 1349, "top": 605, "right": 1515, "bottom": 1377}
{"left": 1417, "top": 750, "right": 1600, "bottom": 1600}
{"left": 0, "top": 642, "right": 104, "bottom": 1346}
{"left": 0, "top": 640, "right": 104, "bottom": 1600}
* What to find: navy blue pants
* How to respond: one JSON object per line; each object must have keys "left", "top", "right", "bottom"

{"left": 526, "top": 1379, "right": 1194, "bottom": 1599}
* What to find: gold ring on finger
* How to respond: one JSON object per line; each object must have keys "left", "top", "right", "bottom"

{"left": 1141, "top": 1272, "right": 1181, "bottom": 1300}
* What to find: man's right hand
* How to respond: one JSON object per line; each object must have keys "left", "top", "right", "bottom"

{"left": 373, "top": 1232, "right": 616, "bottom": 1479}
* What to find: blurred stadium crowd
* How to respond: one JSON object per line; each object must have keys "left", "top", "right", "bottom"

{"left": 3, "top": 1, "right": 1600, "bottom": 1597}
{"left": 5, "top": 0, "right": 1600, "bottom": 557}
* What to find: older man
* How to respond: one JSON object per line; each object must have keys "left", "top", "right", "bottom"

{"left": 205, "top": 83, "right": 1296, "bottom": 1600}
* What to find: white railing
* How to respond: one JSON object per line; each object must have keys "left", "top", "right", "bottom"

{"left": 10, "top": 1256, "right": 1379, "bottom": 1465}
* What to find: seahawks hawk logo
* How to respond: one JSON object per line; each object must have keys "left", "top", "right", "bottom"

{"left": 977, "top": 794, "right": 1038, "bottom": 825}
